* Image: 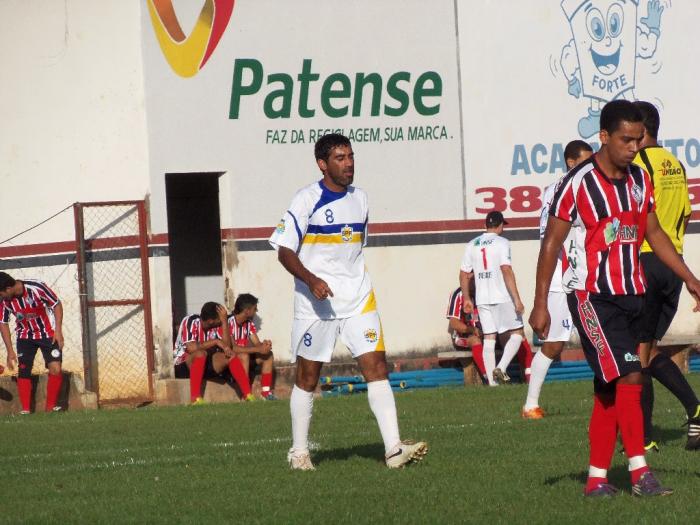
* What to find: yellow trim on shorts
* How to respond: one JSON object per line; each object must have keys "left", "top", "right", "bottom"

{"left": 375, "top": 319, "right": 385, "bottom": 352}
{"left": 361, "top": 290, "right": 377, "bottom": 314}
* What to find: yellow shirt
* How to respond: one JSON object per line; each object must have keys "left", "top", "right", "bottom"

{"left": 635, "top": 146, "right": 691, "bottom": 254}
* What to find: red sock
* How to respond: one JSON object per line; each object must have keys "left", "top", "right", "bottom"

{"left": 615, "top": 382, "right": 648, "bottom": 483}
{"left": 189, "top": 355, "right": 207, "bottom": 402}
{"left": 228, "top": 357, "right": 251, "bottom": 397}
{"left": 517, "top": 340, "right": 534, "bottom": 382}
{"left": 470, "top": 344, "right": 486, "bottom": 377}
{"left": 586, "top": 393, "right": 617, "bottom": 493}
{"left": 45, "top": 373, "right": 63, "bottom": 411}
{"left": 17, "top": 377, "right": 32, "bottom": 412}
{"left": 261, "top": 372, "right": 273, "bottom": 397}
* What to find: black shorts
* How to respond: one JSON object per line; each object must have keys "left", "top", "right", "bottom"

{"left": 173, "top": 349, "right": 229, "bottom": 380}
{"left": 638, "top": 252, "right": 683, "bottom": 343}
{"left": 567, "top": 291, "right": 643, "bottom": 385}
{"left": 16, "top": 338, "right": 62, "bottom": 378}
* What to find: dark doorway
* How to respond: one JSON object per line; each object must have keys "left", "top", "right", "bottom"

{"left": 165, "top": 173, "right": 223, "bottom": 335}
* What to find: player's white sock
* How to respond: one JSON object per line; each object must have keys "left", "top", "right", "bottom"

{"left": 367, "top": 379, "right": 401, "bottom": 453}
{"left": 483, "top": 339, "right": 497, "bottom": 386}
{"left": 496, "top": 333, "right": 523, "bottom": 373}
{"left": 524, "top": 351, "right": 553, "bottom": 410}
{"left": 290, "top": 385, "right": 314, "bottom": 454}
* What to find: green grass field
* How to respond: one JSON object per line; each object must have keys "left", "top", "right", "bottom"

{"left": 1, "top": 376, "right": 699, "bottom": 524}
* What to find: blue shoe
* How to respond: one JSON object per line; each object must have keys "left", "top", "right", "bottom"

{"left": 632, "top": 472, "right": 673, "bottom": 497}
{"left": 262, "top": 393, "right": 278, "bottom": 401}
{"left": 585, "top": 483, "right": 619, "bottom": 497}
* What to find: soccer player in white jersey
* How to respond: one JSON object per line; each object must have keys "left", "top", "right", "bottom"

{"left": 459, "top": 211, "right": 526, "bottom": 386}
{"left": 522, "top": 140, "right": 594, "bottom": 419}
{"left": 269, "top": 133, "right": 427, "bottom": 470}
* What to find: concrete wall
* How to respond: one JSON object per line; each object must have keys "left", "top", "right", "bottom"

{"left": 2, "top": 1, "right": 699, "bottom": 381}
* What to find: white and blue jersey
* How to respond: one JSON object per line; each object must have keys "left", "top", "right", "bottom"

{"left": 269, "top": 180, "right": 372, "bottom": 320}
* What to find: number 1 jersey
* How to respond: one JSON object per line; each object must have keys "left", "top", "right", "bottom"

{"left": 460, "top": 232, "right": 512, "bottom": 306}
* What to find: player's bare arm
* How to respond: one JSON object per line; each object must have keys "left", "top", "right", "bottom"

{"left": 448, "top": 317, "right": 474, "bottom": 336}
{"left": 645, "top": 212, "right": 700, "bottom": 311}
{"left": 501, "top": 265, "right": 524, "bottom": 315}
{"left": 0, "top": 323, "right": 17, "bottom": 370}
{"left": 249, "top": 332, "right": 273, "bottom": 355}
{"left": 529, "top": 216, "right": 572, "bottom": 339}
{"left": 52, "top": 302, "right": 64, "bottom": 350}
{"left": 459, "top": 270, "right": 474, "bottom": 313}
{"left": 278, "top": 246, "right": 334, "bottom": 300}
{"left": 215, "top": 304, "right": 232, "bottom": 349}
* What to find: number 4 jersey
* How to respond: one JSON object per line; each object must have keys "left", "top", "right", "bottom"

{"left": 269, "top": 180, "right": 372, "bottom": 320}
{"left": 460, "top": 232, "right": 512, "bottom": 306}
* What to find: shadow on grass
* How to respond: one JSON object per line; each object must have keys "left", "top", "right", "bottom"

{"left": 650, "top": 425, "right": 685, "bottom": 444}
{"left": 314, "top": 443, "right": 385, "bottom": 465}
{"left": 544, "top": 465, "right": 631, "bottom": 488}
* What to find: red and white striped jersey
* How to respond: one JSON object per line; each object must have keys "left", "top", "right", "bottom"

{"left": 173, "top": 315, "right": 219, "bottom": 366}
{"left": 227, "top": 315, "right": 257, "bottom": 347}
{"left": 446, "top": 288, "right": 480, "bottom": 347}
{"left": 549, "top": 156, "right": 655, "bottom": 295}
{"left": 210, "top": 314, "right": 258, "bottom": 347}
{"left": 1, "top": 279, "right": 60, "bottom": 340}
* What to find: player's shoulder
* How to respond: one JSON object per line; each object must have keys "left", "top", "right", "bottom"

{"left": 22, "top": 278, "right": 47, "bottom": 288}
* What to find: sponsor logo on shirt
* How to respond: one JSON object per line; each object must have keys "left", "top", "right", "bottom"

{"left": 341, "top": 225, "right": 353, "bottom": 242}
{"left": 364, "top": 328, "right": 378, "bottom": 343}
{"left": 624, "top": 352, "right": 640, "bottom": 362}
{"left": 604, "top": 218, "right": 620, "bottom": 244}
{"left": 276, "top": 219, "right": 286, "bottom": 233}
{"left": 660, "top": 158, "right": 682, "bottom": 176}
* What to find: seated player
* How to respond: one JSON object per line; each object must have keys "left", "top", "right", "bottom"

{"left": 222, "top": 293, "right": 276, "bottom": 400}
{"left": 173, "top": 302, "right": 254, "bottom": 403}
{"left": 446, "top": 285, "right": 487, "bottom": 383}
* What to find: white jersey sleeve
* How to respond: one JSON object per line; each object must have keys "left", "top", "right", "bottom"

{"left": 269, "top": 188, "right": 313, "bottom": 252}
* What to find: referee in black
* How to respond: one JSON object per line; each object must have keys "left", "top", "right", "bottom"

{"left": 634, "top": 101, "right": 700, "bottom": 451}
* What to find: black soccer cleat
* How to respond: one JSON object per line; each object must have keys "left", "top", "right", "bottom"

{"left": 684, "top": 412, "right": 700, "bottom": 451}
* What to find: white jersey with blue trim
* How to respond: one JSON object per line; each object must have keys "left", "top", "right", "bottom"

{"left": 269, "top": 180, "right": 372, "bottom": 320}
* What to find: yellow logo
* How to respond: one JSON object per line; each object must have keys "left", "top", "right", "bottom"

{"left": 147, "top": 0, "right": 235, "bottom": 78}
{"left": 364, "top": 328, "right": 378, "bottom": 343}
{"left": 341, "top": 225, "right": 353, "bottom": 242}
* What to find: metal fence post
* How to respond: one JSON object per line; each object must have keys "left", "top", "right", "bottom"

{"left": 73, "top": 203, "right": 96, "bottom": 395}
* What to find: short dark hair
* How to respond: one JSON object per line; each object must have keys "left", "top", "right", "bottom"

{"left": 563, "top": 140, "right": 593, "bottom": 162}
{"left": 200, "top": 302, "right": 219, "bottom": 321}
{"left": 233, "top": 293, "right": 258, "bottom": 314}
{"left": 634, "top": 101, "right": 660, "bottom": 139}
{"left": 600, "top": 100, "right": 643, "bottom": 134}
{"left": 0, "top": 272, "right": 16, "bottom": 291}
{"left": 314, "top": 133, "right": 351, "bottom": 161}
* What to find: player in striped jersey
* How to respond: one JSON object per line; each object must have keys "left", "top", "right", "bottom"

{"left": 460, "top": 211, "right": 528, "bottom": 386}
{"left": 0, "top": 272, "right": 64, "bottom": 414}
{"left": 270, "top": 133, "right": 427, "bottom": 470}
{"left": 633, "top": 101, "right": 700, "bottom": 451}
{"left": 522, "top": 140, "right": 593, "bottom": 419}
{"left": 173, "top": 302, "right": 253, "bottom": 403}
{"left": 222, "top": 294, "right": 276, "bottom": 400}
{"left": 446, "top": 285, "right": 486, "bottom": 382}
{"left": 530, "top": 100, "right": 700, "bottom": 497}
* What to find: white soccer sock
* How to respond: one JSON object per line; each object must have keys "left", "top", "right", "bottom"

{"left": 483, "top": 339, "right": 497, "bottom": 386}
{"left": 524, "top": 351, "right": 554, "bottom": 410}
{"left": 367, "top": 379, "right": 401, "bottom": 453}
{"left": 496, "top": 333, "right": 523, "bottom": 372}
{"left": 290, "top": 385, "right": 314, "bottom": 454}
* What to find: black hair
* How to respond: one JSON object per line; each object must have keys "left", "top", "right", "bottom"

{"left": 633, "top": 101, "right": 660, "bottom": 139}
{"left": 200, "top": 301, "right": 219, "bottom": 321}
{"left": 600, "top": 100, "right": 643, "bottom": 134}
{"left": 563, "top": 140, "right": 593, "bottom": 162}
{"left": 233, "top": 293, "right": 258, "bottom": 314}
{"left": 314, "top": 133, "right": 351, "bottom": 161}
{"left": 0, "top": 272, "right": 16, "bottom": 291}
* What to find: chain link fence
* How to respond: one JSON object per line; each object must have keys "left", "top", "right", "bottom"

{"left": 75, "top": 201, "right": 154, "bottom": 404}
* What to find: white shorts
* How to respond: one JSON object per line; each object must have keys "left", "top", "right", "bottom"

{"left": 478, "top": 302, "right": 523, "bottom": 334}
{"left": 545, "top": 291, "right": 574, "bottom": 343}
{"left": 290, "top": 310, "right": 384, "bottom": 363}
